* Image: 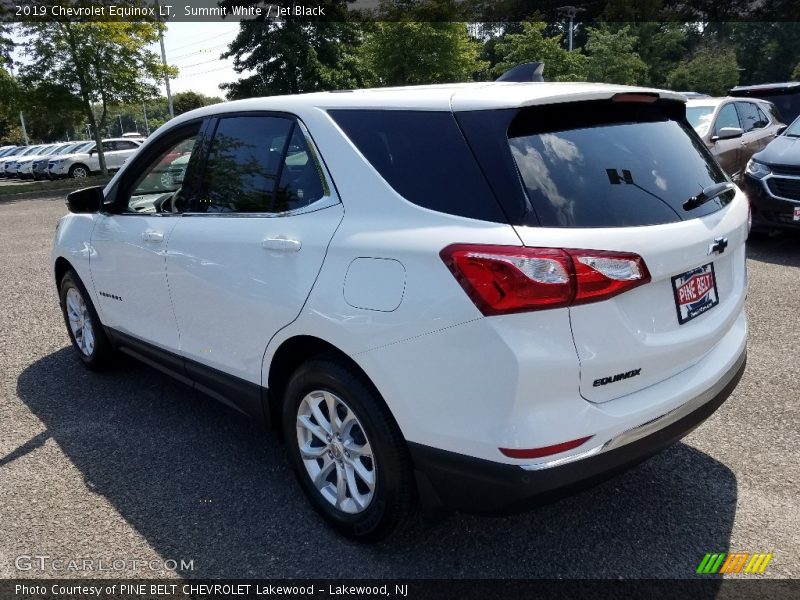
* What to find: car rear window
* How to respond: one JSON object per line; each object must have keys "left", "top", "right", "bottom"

{"left": 328, "top": 110, "right": 507, "bottom": 223}
{"left": 458, "top": 100, "right": 732, "bottom": 228}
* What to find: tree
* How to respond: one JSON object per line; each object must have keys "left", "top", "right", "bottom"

{"left": 20, "top": 20, "right": 169, "bottom": 174}
{"left": 220, "top": 1, "right": 367, "bottom": 99}
{"left": 667, "top": 45, "right": 740, "bottom": 96}
{"left": 493, "top": 21, "right": 586, "bottom": 81}
{"left": 172, "top": 91, "right": 223, "bottom": 116}
{"left": 583, "top": 26, "right": 647, "bottom": 85}
{"left": 793, "top": 62, "right": 800, "bottom": 80}
{"left": 362, "top": 22, "right": 487, "bottom": 86}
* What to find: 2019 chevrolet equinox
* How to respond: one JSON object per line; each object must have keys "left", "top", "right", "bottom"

{"left": 52, "top": 82, "right": 748, "bottom": 541}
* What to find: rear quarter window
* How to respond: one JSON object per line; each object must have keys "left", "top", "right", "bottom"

{"left": 328, "top": 110, "right": 507, "bottom": 223}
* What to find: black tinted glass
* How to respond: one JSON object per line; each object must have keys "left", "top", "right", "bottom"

{"left": 329, "top": 110, "right": 506, "bottom": 223}
{"left": 736, "top": 102, "right": 762, "bottom": 132}
{"left": 199, "top": 116, "right": 292, "bottom": 213}
{"left": 507, "top": 101, "right": 730, "bottom": 228}
{"left": 274, "top": 127, "right": 327, "bottom": 212}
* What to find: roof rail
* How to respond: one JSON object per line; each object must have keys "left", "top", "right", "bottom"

{"left": 496, "top": 62, "right": 545, "bottom": 83}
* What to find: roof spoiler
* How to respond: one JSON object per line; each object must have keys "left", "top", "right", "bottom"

{"left": 496, "top": 62, "right": 545, "bottom": 83}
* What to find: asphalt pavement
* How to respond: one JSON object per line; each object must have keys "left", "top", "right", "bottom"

{"left": 0, "top": 196, "right": 798, "bottom": 579}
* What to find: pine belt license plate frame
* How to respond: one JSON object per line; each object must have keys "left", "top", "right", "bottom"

{"left": 671, "top": 262, "right": 720, "bottom": 325}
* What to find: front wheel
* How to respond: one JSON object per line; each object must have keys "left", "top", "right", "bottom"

{"left": 69, "top": 164, "right": 89, "bottom": 178}
{"left": 59, "top": 270, "right": 116, "bottom": 370}
{"left": 282, "top": 358, "right": 415, "bottom": 541}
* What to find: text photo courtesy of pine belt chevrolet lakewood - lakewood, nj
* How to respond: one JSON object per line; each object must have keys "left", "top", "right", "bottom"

{"left": 1, "top": 0, "right": 800, "bottom": 597}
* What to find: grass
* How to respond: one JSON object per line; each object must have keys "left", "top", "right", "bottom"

{"left": 0, "top": 175, "right": 112, "bottom": 197}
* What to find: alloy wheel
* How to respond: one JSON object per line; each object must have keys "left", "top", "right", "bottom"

{"left": 65, "top": 287, "right": 95, "bottom": 356}
{"left": 295, "top": 390, "right": 376, "bottom": 514}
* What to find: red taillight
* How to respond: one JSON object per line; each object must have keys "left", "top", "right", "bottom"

{"left": 440, "top": 244, "right": 651, "bottom": 315}
{"left": 499, "top": 435, "right": 594, "bottom": 459}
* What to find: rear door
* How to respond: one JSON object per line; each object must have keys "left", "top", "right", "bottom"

{"left": 736, "top": 101, "right": 770, "bottom": 167}
{"left": 457, "top": 97, "right": 748, "bottom": 403}
{"left": 166, "top": 114, "right": 343, "bottom": 386}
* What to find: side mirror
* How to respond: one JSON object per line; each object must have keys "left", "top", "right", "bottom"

{"left": 777, "top": 125, "right": 788, "bottom": 135}
{"left": 89, "top": 148, "right": 96, "bottom": 155}
{"left": 713, "top": 127, "right": 744, "bottom": 141}
{"left": 66, "top": 186, "right": 103, "bottom": 213}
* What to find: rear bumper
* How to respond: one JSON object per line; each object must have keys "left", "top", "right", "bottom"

{"left": 410, "top": 349, "right": 746, "bottom": 515}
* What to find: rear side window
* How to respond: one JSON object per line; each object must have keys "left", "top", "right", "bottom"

{"left": 736, "top": 102, "right": 765, "bottom": 132}
{"left": 329, "top": 110, "right": 506, "bottom": 223}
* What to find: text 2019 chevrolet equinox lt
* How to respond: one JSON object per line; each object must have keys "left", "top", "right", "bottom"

{"left": 52, "top": 82, "right": 748, "bottom": 541}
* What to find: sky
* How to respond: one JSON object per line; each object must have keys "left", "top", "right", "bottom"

{"left": 10, "top": 22, "right": 243, "bottom": 100}
{"left": 151, "top": 22, "right": 242, "bottom": 99}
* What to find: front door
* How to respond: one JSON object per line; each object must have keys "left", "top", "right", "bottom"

{"left": 166, "top": 114, "right": 343, "bottom": 386}
{"left": 711, "top": 102, "right": 742, "bottom": 178}
{"left": 90, "top": 122, "right": 205, "bottom": 351}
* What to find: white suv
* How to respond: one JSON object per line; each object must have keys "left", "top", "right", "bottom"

{"left": 52, "top": 82, "right": 748, "bottom": 540}
{"left": 48, "top": 137, "right": 142, "bottom": 178}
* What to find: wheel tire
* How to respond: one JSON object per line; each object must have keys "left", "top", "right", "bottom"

{"left": 69, "top": 164, "right": 89, "bottom": 179}
{"left": 282, "top": 357, "right": 415, "bottom": 541}
{"left": 59, "top": 270, "right": 116, "bottom": 371}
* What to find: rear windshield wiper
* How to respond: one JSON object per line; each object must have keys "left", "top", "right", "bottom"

{"left": 683, "top": 182, "right": 736, "bottom": 211}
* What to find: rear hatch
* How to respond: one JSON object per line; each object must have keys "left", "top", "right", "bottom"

{"left": 455, "top": 91, "right": 748, "bottom": 403}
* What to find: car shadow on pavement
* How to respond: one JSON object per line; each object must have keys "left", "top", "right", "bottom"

{"left": 747, "top": 231, "right": 800, "bottom": 267}
{"left": 17, "top": 347, "right": 737, "bottom": 579}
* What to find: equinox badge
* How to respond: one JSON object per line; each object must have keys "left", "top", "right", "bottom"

{"left": 593, "top": 368, "right": 642, "bottom": 387}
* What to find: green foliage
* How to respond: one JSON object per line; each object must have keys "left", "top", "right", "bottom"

{"left": 222, "top": 16, "right": 367, "bottom": 99}
{"left": 729, "top": 22, "right": 800, "bottom": 85}
{"left": 362, "top": 22, "right": 487, "bottom": 86}
{"left": 20, "top": 18, "right": 169, "bottom": 172}
{"left": 493, "top": 21, "right": 586, "bottom": 82}
{"left": 583, "top": 26, "right": 648, "bottom": 85}
{"left": 667, "top": 46, "right": 740, "bottom": 96}
{"left": 793, "top": 63, "right": 800, "bottom": 80}
{"left": 172, "top": 91, "right": 223, "bottom": 116}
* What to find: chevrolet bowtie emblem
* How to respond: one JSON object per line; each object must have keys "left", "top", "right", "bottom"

{"left": 708, "top": 237, "right": 729, "bottom": 255}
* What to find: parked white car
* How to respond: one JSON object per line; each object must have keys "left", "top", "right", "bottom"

{"left": 1, "top": 145, "right": 42, "bottom": 177}
{"left": 16, "top": 142, "right": 74, "bottom": 179}
{"left": 52, "top": 82, "right": 749, "bottom": 540}
{"left": 48, "top": 137, "right": 142, "bottom": 178}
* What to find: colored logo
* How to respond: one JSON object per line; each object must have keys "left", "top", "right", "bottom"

{"left": 696, "top": 552, "right": 773, "bottom": 574}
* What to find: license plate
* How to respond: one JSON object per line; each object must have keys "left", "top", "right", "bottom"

{"left": 671, "top": 263, "right": 719, "bottom": 325}
{"left": 793, "top": 207, "right": 800, "bottom": 222}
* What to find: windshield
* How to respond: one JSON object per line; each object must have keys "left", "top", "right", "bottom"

{"left": 18, "top": 146, "right": 43, "bottom": 157}
{"left": 685, "top": 105, "right": 716, "bottom": 135}
{"left": 786, "top": 116, "right": 800, "bottom": 137}
{"left": 56, "top": 142, "right": 84, "bottom": 155}
{"left": 66, "top": 142, "right": 93, "bottom": 154}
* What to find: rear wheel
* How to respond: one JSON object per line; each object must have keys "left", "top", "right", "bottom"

{"left": 282, "top": 357, "right": 415, "bottom": 541}
{"left": 59, "top": 270, "right": 115, "bottom": 370}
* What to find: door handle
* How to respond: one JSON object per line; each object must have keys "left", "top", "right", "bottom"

{"left": 141, "top": 230, "right": 164, "bottom": 242}
{"left": 262, "top": 237, "right": 302, "bottom": 252}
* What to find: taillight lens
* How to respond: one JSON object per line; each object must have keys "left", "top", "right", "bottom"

{"left": 441, "top": 244, "right": 650, "bottom": 315}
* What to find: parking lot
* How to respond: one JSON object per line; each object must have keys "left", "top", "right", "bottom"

{"left": 0, "top": 195, "right": 798, "bottom": 579}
